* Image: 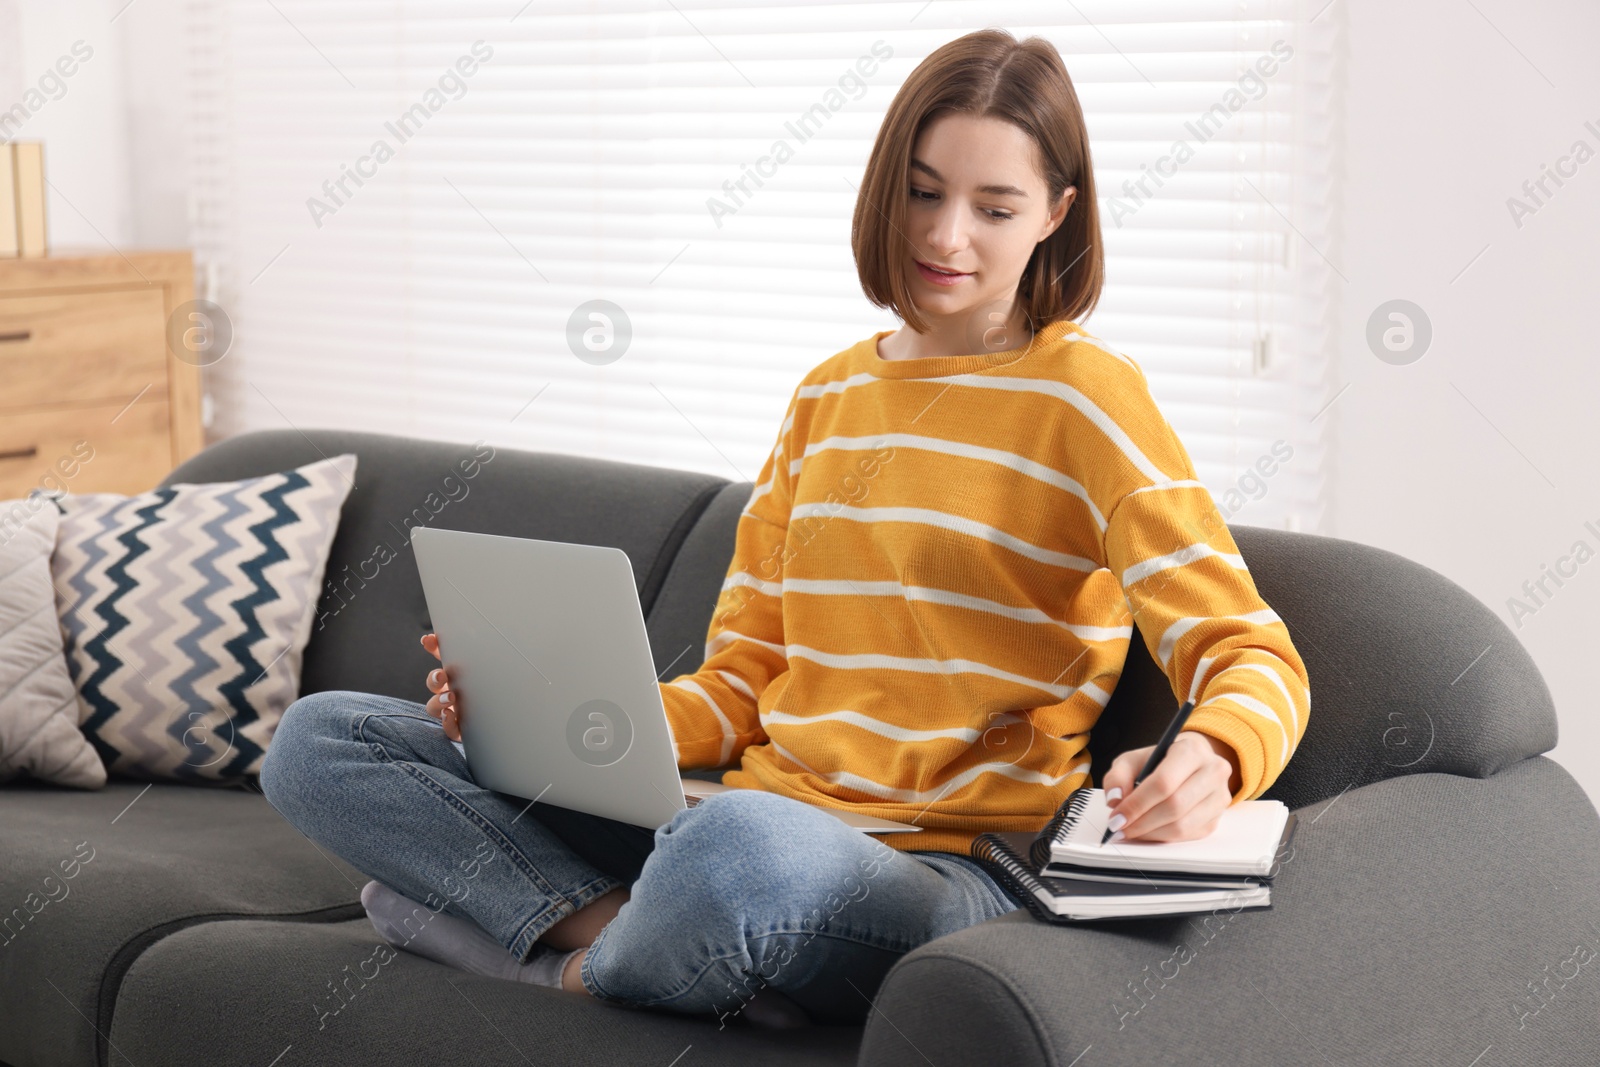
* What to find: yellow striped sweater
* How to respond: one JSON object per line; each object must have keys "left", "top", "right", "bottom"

{"left": 659, "top": 317, "right": 1311, "bottom": 855}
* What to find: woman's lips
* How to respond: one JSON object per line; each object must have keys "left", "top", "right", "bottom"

{"left": 915, "top": 260, "right": 971, "bottom": 286}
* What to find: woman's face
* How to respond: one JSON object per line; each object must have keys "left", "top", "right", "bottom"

{"left": 901, "top": 112, "right": 1073, "bottom": 331}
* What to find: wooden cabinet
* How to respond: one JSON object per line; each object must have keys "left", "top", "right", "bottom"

{"left": 0, "top": 250, "right": 202, "bottom": 498}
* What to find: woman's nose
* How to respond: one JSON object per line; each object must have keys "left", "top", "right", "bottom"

{"left": 928, "top": 199, "right": 972, "bottom": 254}
{"left": 924, "top": 203, "right": 970, "bottom": 254}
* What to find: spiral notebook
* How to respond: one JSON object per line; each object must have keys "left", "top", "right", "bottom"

{"left": 969, "top": 787, "right": 1296, "bottom": 924}
{"left": 1035, "top": 787, "right": 1295, "bottom": 877}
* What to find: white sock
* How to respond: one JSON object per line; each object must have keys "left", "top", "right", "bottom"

{"left": 360, "top": 880, "right": 579, "bottom": 988}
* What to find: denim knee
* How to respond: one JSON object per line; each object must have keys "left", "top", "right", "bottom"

{"left": 642, "top": 788, "right": 866, "bottom": 930}
{"left": 583, "top": 788, "right": 889, "bottom": 1008}
{"left": 259, "top": 690, "right": 362, "bottom": 813}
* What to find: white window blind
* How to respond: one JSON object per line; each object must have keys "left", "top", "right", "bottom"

{"left": 185, "top": 1, "right": 1340, "bottom": 533}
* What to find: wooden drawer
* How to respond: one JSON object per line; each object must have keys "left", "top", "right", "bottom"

{"left": 0, "top": 397, "right": 173, "bottom": 499}
{"left": 0, "top": 288, "right": 170, "bottom": 412}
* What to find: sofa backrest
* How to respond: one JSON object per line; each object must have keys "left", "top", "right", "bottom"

{"left": 164, "top": 431, "right": 1558, "bottom": 810}
{"left": 161, "top": 428, "right": 729, "bottom": 702}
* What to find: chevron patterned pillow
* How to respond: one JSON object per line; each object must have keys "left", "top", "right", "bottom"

{"left": 28, "top": 453, "right": 357, "bottom": 783}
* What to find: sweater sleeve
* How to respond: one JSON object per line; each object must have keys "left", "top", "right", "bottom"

{"left": 657, "top": 391, "right": 798, "bottom": 770}
{"left": 1104, "top": 483, "right": 1310, "bottom": 801}
{"left": 1077, "top": 356, "right": 1311, "bottom": 802}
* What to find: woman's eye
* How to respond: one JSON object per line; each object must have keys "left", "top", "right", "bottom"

{"left": 908, "top": 188, "right": 1013, "bottom": 221}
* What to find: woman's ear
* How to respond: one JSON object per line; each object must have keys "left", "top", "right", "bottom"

{"left": 1041, "top": 185, "right": 1076, "bottom": 242}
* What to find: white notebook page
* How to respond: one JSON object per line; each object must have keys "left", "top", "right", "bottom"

{"left": 1051, "top": 788, "right": 1291, "bottom": 876}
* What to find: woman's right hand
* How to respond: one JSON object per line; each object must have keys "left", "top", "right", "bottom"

{"left": 420, "top": 633, "right": 461, "bottom": 742}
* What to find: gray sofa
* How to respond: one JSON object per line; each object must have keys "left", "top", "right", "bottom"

{"left": 3, "top": 427, "right": 1596, "bottom": 1067}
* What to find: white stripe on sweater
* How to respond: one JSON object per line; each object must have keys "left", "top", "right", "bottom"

{"left": 769, "top": 739, "right": 1092, "bottom": 804}
{"left": 666, "top": 677, "right": 738, "bottom": 766}
{"left": 1155, "top": 608, "right": 1283, "bottom": 669}
{"left": 784, "top": 644, "right": 1087, "bottom": 703}
{"left": 711, "top": 669, "right": 757, "bottom": 703}
{"left": 760, "top": 707, "right": 1028, "bottom": 744}
{"left": 941, "top": 375, "right": 1171, "bottom": 484}
{"left": 790, "top": 502, "right": 1099, "bottom": 572}
{"left": 1060, "top": 331, "right": 1140, "bottom": 372}
{"left": 1210, "top": 661, "right": 1303, "bottom": 746}
{"left": 795, "top": 365, "right": 1168, "bottom": 486}
{"left": 742, "top": 403, "right": 797, "bottom": 512}
{"left": 723, "top": 571, "right": 783, "bottom": 599}
{"left": 778, "top": 577, "right": 1131, "bottom": 642}
{"left": 1195, "top": 692, "right": 1289, "bottom": 766}
{"left": 797, "top": 373, "right": 877, "bottom": 399}
{"left": 795, "top": 433, "right": 1108, "bottom": 531}
{"left": 1126, "top": 479, "right": 1211, "bottom": 500}
{"left": 705, "top": 629, "right": 785, "bottom": 659}
{"left": 1121, "top": 542, "right": 1248, "bottom": 586}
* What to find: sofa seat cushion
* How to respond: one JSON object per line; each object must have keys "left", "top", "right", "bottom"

{"left": 0, "top": 782, "right": 365, "bottom": 1067}
{"left": 109, "top": 916, "right": 864, "bottom": 1066}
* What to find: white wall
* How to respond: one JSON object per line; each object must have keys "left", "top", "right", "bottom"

{"left": 1333, "top": 0, "right": 1600, "bottom": 805}
{"left": 0, "top": 0, "right": 134, "bottom": 248}
{"left": 6, "top": 0, "right": 1597, "bottom": 806}
{"left": 116, "top": 0, "right": 190, "bottom": 248}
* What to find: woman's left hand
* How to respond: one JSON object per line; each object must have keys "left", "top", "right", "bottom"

{"left": 1100, "top": 731, "right": 1240, "bottom": 843}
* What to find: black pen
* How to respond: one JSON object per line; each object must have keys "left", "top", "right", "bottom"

{"left": 1101, "top": 699, "right": 1195, "bottom": 845}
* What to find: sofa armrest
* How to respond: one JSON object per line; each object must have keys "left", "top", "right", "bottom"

{"left": 859, "top": 757, "right": 1600, "bottom": 1067}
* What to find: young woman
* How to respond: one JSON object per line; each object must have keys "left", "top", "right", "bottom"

{"left": 261, "top": 28, "right": 1309, "bottom": 1030}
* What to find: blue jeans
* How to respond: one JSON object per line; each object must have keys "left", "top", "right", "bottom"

{"left": 258, "top": 690, "right": 1021, "bottom": 1026}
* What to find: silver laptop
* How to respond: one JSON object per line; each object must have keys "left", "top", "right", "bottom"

{"left": 410, "top": 527, "right": 921, "bottom": 836}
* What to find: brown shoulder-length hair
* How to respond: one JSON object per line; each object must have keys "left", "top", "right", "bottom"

{"left": 852, "top": 29, "right": 1103, "bottom": 334}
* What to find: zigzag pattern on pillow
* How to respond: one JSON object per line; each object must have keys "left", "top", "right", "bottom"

{"left": 32, "top": 453, "right": 357, "bottom": 782}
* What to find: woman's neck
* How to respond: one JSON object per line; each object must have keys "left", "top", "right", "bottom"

{"left": 878, "top": 306, "right": 1035, "bottom": 361}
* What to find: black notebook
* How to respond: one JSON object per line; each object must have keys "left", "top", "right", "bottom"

{"left": 969, "top": 787, "right": 1297, "bottom": 924}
